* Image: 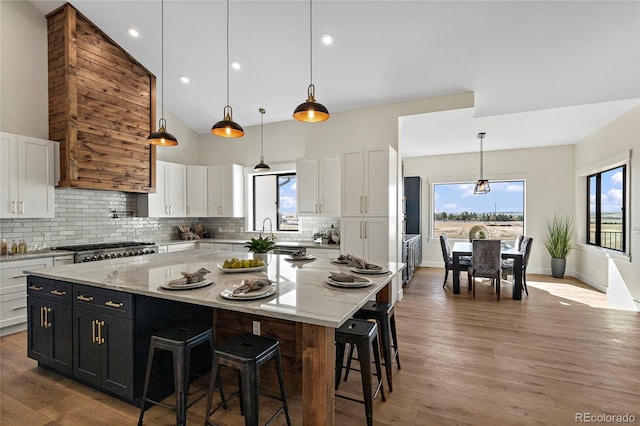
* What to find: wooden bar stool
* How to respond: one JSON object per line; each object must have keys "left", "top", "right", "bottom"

{"left": 204, "top": 333, "right": 291, "bottom": 426}
{"left": 335, "top": 318, "right": 386, "bottom": 426}
{"left": 345, "top": 300, "right": 401, "bottom": 392}
{"left": 138, "top": 323, "right": 222, "bottom": 426}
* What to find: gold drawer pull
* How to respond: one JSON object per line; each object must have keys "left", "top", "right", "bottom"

{"left": 105, "top": 301, "right": 124, "bottom": 308}
{"left": 76, "top": 295, "right": 94, "bottom": 302}
{"left": 50, "top": 289, "right": 66, "bottom": 296}
{"left": 29, "top": 285, "right": 43, "bottom": 291}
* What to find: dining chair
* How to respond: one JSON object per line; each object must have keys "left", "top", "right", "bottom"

{"left": 468, "top": 225, "right": 490, "bottom": 241}
{"left": 502, "top": 237, "right": 533, "bottom": 295}
{"left": 439, "top": 234, "right": 471, "bottom": 288}
{"left": 470, "top": 239, "right": 502, "bottom": 300}
{"left": 514, "top": 235, "right": 524, "bottom": 252}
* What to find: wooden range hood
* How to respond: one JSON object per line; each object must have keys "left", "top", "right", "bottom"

{"left": 47, "top": 3, "right": 156, "bottom": 193}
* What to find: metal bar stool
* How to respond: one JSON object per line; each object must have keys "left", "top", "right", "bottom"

{"left": 204, "top": 333, "right": 291, "bottom": 426}
{"left": 138, "top": 323, "right": 224, "bottom": 426}
{"left": 335, "top": 318, "right": 386, "bottom": 426}
{"left": 345, "top": 301, "right": 401, "bottom": 392}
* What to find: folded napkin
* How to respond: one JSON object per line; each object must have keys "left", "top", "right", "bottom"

{"left": 328, "top": 272, "right": 368, "bottom": 283}
{"left": 289, "top": 250, "right": 306, "bottom": 258}
{"left": 346, "top": 255, "right": 382, "bottom": 270}
{"left": 233, "top": 278, "right": 271, "bottom": 295}
{"left": 337, "top": 254, "right": 349, "bottom": 262}
{"left": 181, "top": 268, "right": 210, "bottom": 284}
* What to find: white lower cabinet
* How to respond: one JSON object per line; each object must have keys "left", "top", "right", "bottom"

{"left": 1, "top": 257, "right": 54, "bottom": 335}
{"left": 340, "top": 217, "right": 388, "bottom": 265}
{"left": 167, "top": 242, "right": 196, "bottom": 252}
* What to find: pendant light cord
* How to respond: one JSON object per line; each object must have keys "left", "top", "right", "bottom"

{"left": 160, "top": 0, "right": 165, "bottom": 121}
{"left": 309, "top": 0, "right": 313, "bottom": 85}
{"left": 260, "top": 111, "right": 264, "bottom": 157}
{"left": 226, "top": 0, "right": 230, "bottom": 106}
{"left": 479, "top": 133, "right": 484, "bottom": 179}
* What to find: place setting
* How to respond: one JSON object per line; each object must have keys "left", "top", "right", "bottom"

{"left": 325, "top": 271, "right": 373, "bottom": 289}
{"left": 284, "top": 250, "right": 316, "bottom": 263}
{"left": 159, "top": 268, "right": 214, "bottom": 291}
{"left": 331, "top": 254, "right": 390, "bottom": 274}
{"left": 220, "top": 278, "right": 277, "bottom": 301}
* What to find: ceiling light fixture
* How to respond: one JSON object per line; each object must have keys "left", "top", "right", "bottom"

{"left": 293, "top": 0, "right": 330, "bottom": 123}
{"left": 211, "top": 0, "right": 244, "bottom": 138}
{"left": 320, "top": 33, "right": 333, "bottom": 45}
{"left": 179, "top": 75, "right": 190, "bottom": 84}
{"left": 474, "top": 132, "right": 490, "bottom": 194}
{"left": 230, "top": 60, "right": 241, "bottom": 70}
{"left": 126, "top": 26, "right": 139, "bottom": 38}
{"left": 147, "top": 0, "right": 178, "bottom": 146}
{"left": 254, "top": 108, "right": 270, "bottom": 172}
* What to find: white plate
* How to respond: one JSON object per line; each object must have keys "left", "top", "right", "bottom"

{"left": 350, "top": 267, "right": 389, "bottom": 275}
{"left": 220, "top": 285, "right": 276, "bottom": 300}
{"left": 217, "top": 264, "right": 267, "bottom": 273}
{"left": 285, "top": 255, "right": 316, "bottom": 262}
{"left": 160, "top": 279, "right": 213, "bottom": 291}
{"left": 330, "top": 259, "right": 349, "bottom": 265}
{"left": 326, "top": 277, "right": 373, "bottom": 288}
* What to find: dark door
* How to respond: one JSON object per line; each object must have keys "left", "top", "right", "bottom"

{"left": 48, "top": 299, "right": 73, "bottom": 375}
{"left": 73, "top": 308, "right": 101, "bottom": 387}
{"left": 27, "top": 297, "right": 49, "bottom": 364}
{"left": 100, "top": 314, "right": 134, "bottom": 400}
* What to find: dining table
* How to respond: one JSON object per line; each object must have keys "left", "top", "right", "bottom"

{"left": 25, "top": 249, "right": 405, "bottom": 425}
{"left": 451, "top": 241, "right": 524, "bottom": 300}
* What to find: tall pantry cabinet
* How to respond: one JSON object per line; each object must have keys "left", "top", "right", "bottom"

{"left": 340, "top": 146, "right": 398, "bottom": 266}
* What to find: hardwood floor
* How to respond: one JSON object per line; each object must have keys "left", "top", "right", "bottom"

{"left": 1, "top": 268, "right": 639, "bottom": 425}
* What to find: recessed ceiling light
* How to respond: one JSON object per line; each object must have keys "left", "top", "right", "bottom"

{"left": 230, "top": 60, "right": 241, "bottom": 70}
{"left": 179, "top": 75, "right": 190, "bottom": 84}
{"left": 320, "top": 33, "right": 333, "bottom": 45}
{"left": 126, "top": 26, "right": 139, "bottom": 38}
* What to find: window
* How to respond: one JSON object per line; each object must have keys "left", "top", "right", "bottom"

{"left": 587, "top": 165, "right": 625, "bottom": 252}
{"left": 253, "top": 173, "right": 298, "bottom": 232}
{"left": 433, "top": 180, "right": 524, "bottom": 240}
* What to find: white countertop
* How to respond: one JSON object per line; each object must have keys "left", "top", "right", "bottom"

{"left": 25, "top": 250, "right": 403, "bottom": 328}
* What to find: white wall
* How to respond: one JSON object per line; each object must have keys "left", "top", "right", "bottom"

{"left": 574, "top": 106, "right": 640, "bottom": 304}
{"left": 403, "top": 145, "right": 576, "bottom": 277}
{"left": 0, "top": 0, "right": 49, "bottom": 138}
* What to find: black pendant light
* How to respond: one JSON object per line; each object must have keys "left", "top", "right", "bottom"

{"left": 148, "top": 0, "right": 178, "bottom": 146}
{"left": 293, "top": 0, "right": 330, "bottom": 123}
{"left": 211, "top": 0, "right": 244, "bottom": 138}
{"left": 474, "top": 132, "right": 490, "bottom": 194}
{"left": 254, "top": 108, "right": 271, "bottom": 172}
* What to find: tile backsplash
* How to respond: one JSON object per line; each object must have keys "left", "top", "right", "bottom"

{"left": 0, "top": 188, "right": 339, "bottom": 248}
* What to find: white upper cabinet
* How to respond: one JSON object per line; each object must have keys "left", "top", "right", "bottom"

{"left": 0, "top": 133, "right": 56, "bottom": 219}
{"left": 296, "top": 156, "right": 340, "bottom": 216}
{"left": 207, "top": 164, "right": 244, "bottom": 217}
{"left": 137, "top": 161, "right": 186, "bottom": 217}
{"left": 341, "top": 146, "right": 393, "bottom": 217}
{"left": 186, "top": 165, "right": 208, "bottom": 217}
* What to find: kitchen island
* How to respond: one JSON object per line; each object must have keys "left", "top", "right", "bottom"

{"left": 25, "top": 249, "right": 403, "bottom": 425}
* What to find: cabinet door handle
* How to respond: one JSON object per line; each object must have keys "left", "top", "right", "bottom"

{"left": 76, "top": 295, "right": 93, "bottom": 302}
{"left": 18, "top": 201, "right": 24, "bottom": 214}
{"left": 360, "top": 196, "right": 363, "bottom": 213}
{"left": 364, "top": 221, "right": 368, "bottom": 239}
{"left": 45, "top": 307, "right": 51, "bottom": 328}
{"left": 40, "top": 307, "right": 45, "bottom": 327}
{"left": 50, "top": 289, "right": 66, "bottom": 296}
{"left": 10, "top": 201, "right": 16, "bottom": 214}
{"left": 364, "top": 196, "right": 368, "bottom": 213}
{"left": 12, "top": 274, "right": 28, "bottom": 279}
{"left": 169, "top": 205, "right": 172, "bottom": 215}
{"left": 29, "top": 285, "right": 43, "bottom": 291}
{"left": 92, "top": 320, "right": 97, "bottom": 343}
{"left": 319, "top": 204, "right": 322, "bottom": 214}
{"left": 12, "top": 305, "right": 27, "bottom": 311}
{"left": 98, "top": 321, "right": 105, "bottom": 344}
{"left": 105, "top": 301, "right": 124, "bottom": 309}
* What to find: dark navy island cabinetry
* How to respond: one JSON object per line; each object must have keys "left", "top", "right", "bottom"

{"left": 27, "top": 276, "right": 213, "bottom": 403}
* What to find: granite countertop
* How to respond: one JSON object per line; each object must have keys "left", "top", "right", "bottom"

{"left": 1, "top": 250, "right": 75, "bottom": 263}
{"left": 25, "top": 249, "right": 402, "bottom": 328}
{"left": 160, "top": 239, "right": 340, "bottom": 250}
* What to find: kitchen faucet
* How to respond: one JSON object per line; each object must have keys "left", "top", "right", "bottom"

{"left": 262, "top": 218, "right": 275, "bottom": 240}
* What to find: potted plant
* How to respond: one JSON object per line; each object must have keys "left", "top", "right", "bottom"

{"left": 544, "top": 215, "right": 574, "bottom": 278}
{"left": 244, "top": 235, "right": 275, "bottom": 262}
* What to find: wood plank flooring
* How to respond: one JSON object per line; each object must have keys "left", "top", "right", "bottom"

{"left": 1, "top": 268, "right": 639, "bottom": 425}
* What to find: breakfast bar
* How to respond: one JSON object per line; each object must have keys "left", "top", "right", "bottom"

{"left": 25, "top": 249, "right": 404, "bottom": 425}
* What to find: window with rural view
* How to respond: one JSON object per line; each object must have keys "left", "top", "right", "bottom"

{"left": 253, "top": 173, "right": 298, "bottom": 232}
{"left": 588, "top": 165, "right": 625, "bottom": 252}
{"left": 434, "top": 180, "right": 524, "bottom": 241}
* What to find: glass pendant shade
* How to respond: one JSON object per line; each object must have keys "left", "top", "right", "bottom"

{"left": 293, "top": 84, "right": 330, "bottom": 122}
{"left": 212, "top": 106, "right": 244, "bottom": 138}
{"left": 148, "top": 118, "right": 178, "bottom": 146}
{"left": 254, "top": 108, "right": 270, "bottom": 171}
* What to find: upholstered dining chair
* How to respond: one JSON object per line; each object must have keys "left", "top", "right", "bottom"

{"left": 468, "top": 225, "right": 490, "bottom": 241}
{"left": 439, "top": 234, "right": 471, "bottom": 288}
{"left": 470, "top": 239, "right": 502, "bottom": 300}
{"left": 502, "top": 237, "right": 533, "bottom": 295}
{"left": 514, "top": 235, "right": 524, "bottom": 252}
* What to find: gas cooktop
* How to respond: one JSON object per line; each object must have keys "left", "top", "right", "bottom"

{"left": 53, "top": 241, "right": 156, "bottom": 251}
